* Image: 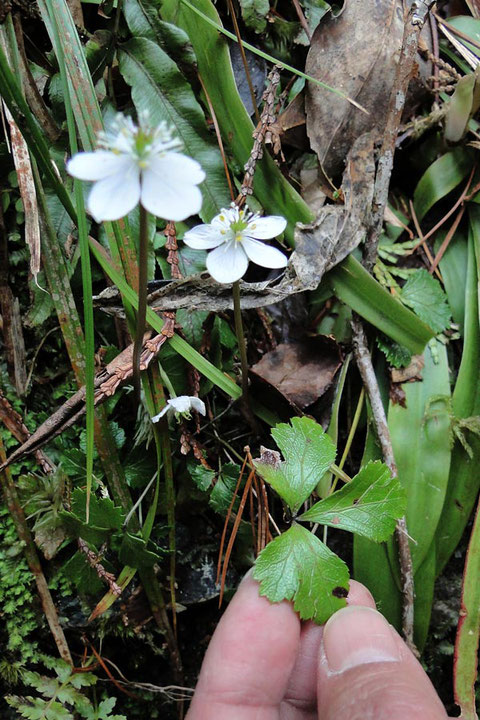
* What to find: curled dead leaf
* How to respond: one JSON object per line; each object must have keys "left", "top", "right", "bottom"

{"left": 305, "top": 0, "right": 431, "bottom": 180}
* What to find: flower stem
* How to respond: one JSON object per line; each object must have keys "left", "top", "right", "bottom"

{"left": 132, "top": 204, "right": 149, "bottom": 402}
{"left": 232, "top": 281, "right": 250, "bottom": 399}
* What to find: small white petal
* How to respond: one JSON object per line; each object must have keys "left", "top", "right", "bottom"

{"left": 141, "top": 158, "right": 203, "bottom": 221}
{"left": 246, "top": 215, "right": 287, "bottom": 239}
{"left": 67, "top": 151, "right": 131, "bottom": 181}
{"left": 161, "top": 151, "right": 206, "bottom": 185}
{"left": 169, "top": 396, "right": 193, "bottom": 413}
{"left": 190, "top": 397, "right": 206, "bottom": 415}
{"left": 242, "top": 237, "right": 288, "bottom": 269}
{"left": 206, "top": 241, "right": 249, "bottom": 284}
{"left": 87, "top": 164, "right": 140, "bottom": 221}
{"left": 183, "top": 225, "right": 225, "bottom": 250}
{"left": 151, "top": 405, "right": 170, "bottom": 422}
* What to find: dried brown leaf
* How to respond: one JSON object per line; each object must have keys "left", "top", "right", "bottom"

{"left": 5, "top": 106, "right": 41, "bottom": 282}
{"left": 251, "top": 337, "right": 342, "bottom": 409}
{"left": 305, "top": 0, "right": 431, "bottom": 179}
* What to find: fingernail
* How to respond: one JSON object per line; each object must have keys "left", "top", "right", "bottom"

{"left": 323, "top": 606, "right": 401, "bottom": 673}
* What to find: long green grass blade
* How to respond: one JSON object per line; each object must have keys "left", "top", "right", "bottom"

{"left": 326, "top": 255, "right": 435, "bottom": 353}
{"left": 435, "top": 211, "right": 480, "bottom": 575}
{"left": 453, "top": 495, "right": 480, "bottom": 720}
{"left": 43, "top": 0, "right": 95, "bottom": 523}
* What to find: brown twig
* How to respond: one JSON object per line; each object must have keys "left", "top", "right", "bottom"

{"left": 77, "top": 538, "right": 122, "bottom": 596}
{"left": 364, "top": 1, "right": 436, "bottom": 271}
{"left": 0, "top": 316, "right": 176, "bottom": 471}
{"left": 226, "top": 0, "right": 260, "bottom": 123}
{"left": 0, "top": 436, "right": 73, "bottom": 665}
{"left": 197, "top": 73, "right": 236, "bottom": 202}
{"left": 240, "top": 64, "right": 282, "bottom": 199}
{"left": 291, "top": 0, "right": 311, "bottom": 43}
{"left": 351, "top": 317, "right": 416, "bottom": 652}
{"left": 408, "top": 199, "right": 443, "bottom": 281}
{"left": 430, "top": 205, "right": 465, "bottom": 274}
{"left": 12, "top": 13, "right": 60, "bottom": 143}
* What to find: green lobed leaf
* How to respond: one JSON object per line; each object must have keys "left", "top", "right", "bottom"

{"left": 253, "top": 523, "right": 349, "bottom": 623}
{"left": 299, "top": 461, "right": 406, "bottom": 542}
{"left": 60, "top": 489, "right": 124, "bottom": 544}
{"left": 239, "top": 0, "right": 270, "bottom": 32}
{"left": 62, "top": 551, "right": 105, "bottom": 594}
{"left": 255, "top": 417, "right": 336, "bottom": 514}
{"left": 376, "top": 335, "right": 412, "bottom": 368}
{"left": 210, "top": 463, "right": 241, "bottom": 515}
{"left": 188, "top": 460, "right": 215, "bottom": 491}
{"left": 117, "top": 37, "right": 232, "bottom": 221}
{"left": 400, "top": 269, "right": 452, "bottom": 334}
{"left": 118, "top": 532, "right": 164, "bottom": 568}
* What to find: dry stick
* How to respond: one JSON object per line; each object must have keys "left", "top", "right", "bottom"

{"left": 132, "top": 204, "right": 149, "bottom": 403}
{"left": 430, "top": 205, "right": 465, "bottom": 274}
{"left": 364, "top": 0, "right": 436, "bottom": 272}
{"left": 0, "top": 436, "right": 73, "bottom": 665}
{"left": 12, "top": 14, "right": 60, "bottom": 143}
{"left": 291, "top": 0, "right": 312, "bottom": 43}
{"left": 408, "top": 199, "right": 443, "bottom": 281}
{"left": 351, "top": 318, "right": 416, "bottom": 652}
{"left": 77, "top": 538, "right": 122, "bottom": 596}
{"left": 197, "top": 74, "right": 236, "bottom": 202}
{"left": 355, "top": 1, "right": 436, "bottom": 651}
{"left": 226, "top": 0, "right": 260, "bottom": 124}
{"left": 241, "top": 64, "right": 282, "bottom": 199}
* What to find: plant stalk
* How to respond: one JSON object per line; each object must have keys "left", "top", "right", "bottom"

{"left": 132, "top": 204, "right": 149, "bottom": 402}
{"left": 232, "top": 281, "right": 249, "bottom": 400}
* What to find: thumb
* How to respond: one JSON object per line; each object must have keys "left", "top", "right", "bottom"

{"left": 316, "top": 606, "right": 449, "bottom": 720}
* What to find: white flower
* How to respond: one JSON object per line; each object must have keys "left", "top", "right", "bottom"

{"left": 67, "top": 112, "right": 205, "bottom": 223}
{"left": 151, "top": 395, "right": 206, "bottom": 423}
{"left": 182, "top": 204, "right": 288, "bottom": 284}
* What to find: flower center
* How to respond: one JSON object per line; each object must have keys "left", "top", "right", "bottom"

{"left": 98, "top": 112, "right": 183, "bottom": 169}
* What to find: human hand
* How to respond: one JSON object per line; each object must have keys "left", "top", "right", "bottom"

{"left": 187, "top": 573, "right": 449, "bottom": 719}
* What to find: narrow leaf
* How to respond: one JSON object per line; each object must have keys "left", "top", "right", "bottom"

{"left": 413, "top": 148, "right": 472, "bottom": 221}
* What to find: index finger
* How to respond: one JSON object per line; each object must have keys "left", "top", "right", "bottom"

{"left": 186, "top": 573, "right": 301, "bottom": 720}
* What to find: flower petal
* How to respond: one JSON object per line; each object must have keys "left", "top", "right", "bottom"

{"left": 241, "top": 237, "right": 288, "bottom": 269}
{"left": 169, "top": 396, "right": 192, "bottom": 413}
{"left": 141, "top": 156, "right": 203, "bottom": 221}
{"left": 87, "top": 165, "right": 141, "bottom": 222}
{"left": 151, "top": 405, "right": 170, "bottom": 422}
{"left": 161, "top": 152, "right": 206, "bottom": 185}
{"left": 190, "top": 397, "right": 206, "bottom": 415}
{"left": 67, "top": 151, "right": 132, "bottom": 181}
{"left": 206, "top": 241, "right": 249, "bottom": 284}
{"left": 246, "top": 215, "right": 287, "bottom": 239}
{"left": 183, "top": 224, "right": 225, "bottom": 250}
